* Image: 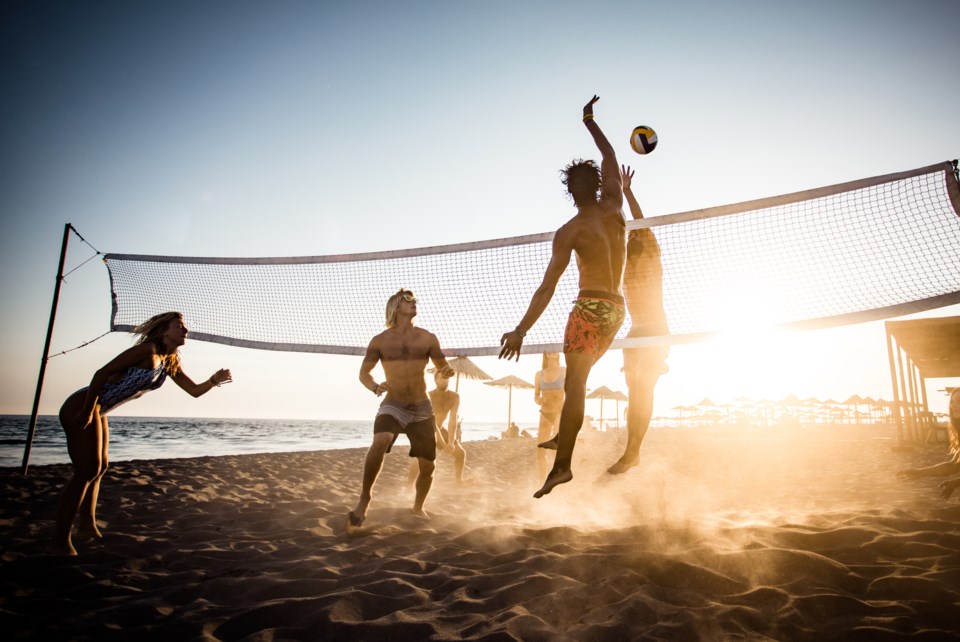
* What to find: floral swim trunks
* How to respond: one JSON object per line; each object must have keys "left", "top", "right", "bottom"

{"left": 563, "top": 290, "right": 626, "bottom": 361}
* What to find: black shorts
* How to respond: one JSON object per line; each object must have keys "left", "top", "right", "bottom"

{"left": 374, "top": 413, "right": 437, "bottom": 461}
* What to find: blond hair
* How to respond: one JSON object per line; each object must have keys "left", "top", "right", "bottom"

{"left": 542, "top": 352, "right": 561, "bottom": 369}
{"left": 385, "top": 289, "right": 414, "bottom": 328}
{"left": 132, "top": 311, "right": 183, "bottom": 375}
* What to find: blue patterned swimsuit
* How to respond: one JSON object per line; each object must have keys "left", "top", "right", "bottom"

{"left": 78, "top": 364, "right": 168, "bottom": 415}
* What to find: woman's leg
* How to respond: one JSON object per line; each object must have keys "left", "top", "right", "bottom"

{"left": 51, "top": 394, "right": 103, "bottom": 555}
{"left": 77, "top": 416, "right": 108, "bottom": 539}
{"left": 537, "top": 412, "right": 555, "bottom": 480}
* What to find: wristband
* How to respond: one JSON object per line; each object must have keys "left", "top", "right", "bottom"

{"left": 210, "top": 377, "right": 221, "bottom": 387}
{"left": 515, "top": 327, "right": 527, "bottom": 338}
{"left": 582, "top": 113, "right": 594, "bottom": 121}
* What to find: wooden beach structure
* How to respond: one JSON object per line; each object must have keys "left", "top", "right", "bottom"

{"left": 885, "top": 316, "right": 960, "bottom": 443}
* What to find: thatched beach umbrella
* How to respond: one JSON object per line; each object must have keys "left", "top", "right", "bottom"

{"left": 844, "top": 394, "right": 865, "bottom": 424}
{"left": 430, "top": 356, "right": 492, "bottom": 392}
{"left": 484, "top": 375, "right": 534, "bottom": 428}
{"left": 586, "top": 386, "right": 621, "bottom": 430}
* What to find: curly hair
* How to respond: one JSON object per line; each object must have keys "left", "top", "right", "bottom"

{"left": 132, "top": 311, "right": 183, "bottom": 375}
{"left": 561, "top": 159, "right": 602, "bottom": 207}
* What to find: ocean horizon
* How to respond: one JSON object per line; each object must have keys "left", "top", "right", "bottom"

{"left": 0, "top": 414, "right": 526, "bottom": 469}
{"left": 2, "top": 414, "right": 901, "bottom": 470}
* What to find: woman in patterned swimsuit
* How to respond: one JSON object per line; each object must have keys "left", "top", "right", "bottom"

{"left": 51, "top": 312, "right": 232, "bottom": 556}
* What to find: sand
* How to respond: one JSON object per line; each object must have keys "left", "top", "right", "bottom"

{"left": 2, "top": 425, "right": 959, "bottom": 641}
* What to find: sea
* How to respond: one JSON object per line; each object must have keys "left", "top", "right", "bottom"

{"left": 0, "top": 415, "right": 513, "bottom": 469}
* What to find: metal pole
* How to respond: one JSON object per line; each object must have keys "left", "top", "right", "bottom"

{"left": 884, "top": 324, "right": 903, "bottom": 442}
{"left": 21, "top": 223, "right": 71, "bottom": 475}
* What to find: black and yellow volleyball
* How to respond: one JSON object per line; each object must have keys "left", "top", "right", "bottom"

{"left": 630, "top": 125, "right": 658, "bottom": 155}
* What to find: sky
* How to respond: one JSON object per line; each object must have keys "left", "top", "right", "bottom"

{"left": 2, "top": 0, "right": 959, "bottom": 426}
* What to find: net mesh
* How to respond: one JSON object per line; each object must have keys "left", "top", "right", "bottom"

{"left": 105, "top": 162, "right": 960, "bottom": 356}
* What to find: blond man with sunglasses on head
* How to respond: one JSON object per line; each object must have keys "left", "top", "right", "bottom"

{"left": 348, "top": 289, "right": 455, "bottom": 531}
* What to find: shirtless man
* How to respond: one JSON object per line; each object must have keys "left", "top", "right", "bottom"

{"left": 348, "top": 289, "right": 455, "bottom": 529}
{"left": 500, "top": 95, "right": 626, "bottom": 498}
{"left": 407, "top": 370, "right": 466, "bottom": 485}
{"left": 607, "top": 164, "right": 670, "bottom": 474}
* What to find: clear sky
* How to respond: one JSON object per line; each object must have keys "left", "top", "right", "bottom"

{"left": 2, "top": 0, "right": 959, "bottom": 425}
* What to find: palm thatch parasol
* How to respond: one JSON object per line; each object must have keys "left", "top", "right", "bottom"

{"left": 484, "top": 375, "right": 535, "bottom": 428}
{"left": 429, "top": 356, "right": 492, "bottom": 392}
{"left": 587, "top": 386, "right": 624, "bottom": 430}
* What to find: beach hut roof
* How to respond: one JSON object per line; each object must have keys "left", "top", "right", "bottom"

{"left": 886, "top": 316, "right": 960, "bottom": 379}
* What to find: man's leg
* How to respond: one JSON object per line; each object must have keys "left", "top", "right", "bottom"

{"left": 406, "top": 459, "right": 419, "bottom": 490}
{"left": 608, "top": 371, "right": 658, "bottom": 474}
{"left": 453, "top": 443, "right": 466, "bottom": 482}
{"left": 413, "top": 457, "right": 435, "bottom": 516}
{"left": 349, "top": 432, "right": 393, "bottom": 526}
{"left": 534, "top": 352, "right": 593, "bottom": 498}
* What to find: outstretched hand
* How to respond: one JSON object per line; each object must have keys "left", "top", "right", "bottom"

{"left": 499, "top": 330, "right": 523, "bottom": 361}
{"left": 583, "top": 95, "right": 599, "bottom": 119}
{"left": 621, "top": 164, "right": 634, "bottom": 191}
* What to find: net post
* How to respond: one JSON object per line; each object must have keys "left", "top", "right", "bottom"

{"left": 885, "top": 322, "right": 904, "bottom": 444}
{"left": 21, "top": 223, "right": 72, "bottom": 476}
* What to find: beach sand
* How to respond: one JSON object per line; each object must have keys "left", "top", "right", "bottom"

{"left": 2, "top": 426, "right": 959, "bottom": 641}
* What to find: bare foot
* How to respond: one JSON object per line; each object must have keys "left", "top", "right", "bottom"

{"left": 411, "top": 508, "right": 430, "bottom": 519}
{"left": 345, "top": 510, "right": 366, "bottom": 536}
{"left": 538, "top": 435, "right": 559, "bottom": 450}
{"left": 533, "top": 468, "right": 573, "bottom": 498}
{"left": 48, "top": 541, "right": 78, "bottom": 556}
{"left": 606, "top": 456, "right": 639, "bottom": 475}
{"left": 75, "top": 525, "right": 104, "bottom": 541}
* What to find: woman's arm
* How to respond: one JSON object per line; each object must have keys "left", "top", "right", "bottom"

{"left": 171, "top": 367, "right": 232, "bottom": 398}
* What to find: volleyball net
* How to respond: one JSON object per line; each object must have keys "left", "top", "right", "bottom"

{"left": 104, "top": 161, "right": 960, "bottom": 357}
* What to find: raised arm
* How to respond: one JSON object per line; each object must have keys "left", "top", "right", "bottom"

{"left": 622, "top": 164, "right": 660, "bottom": 252}
{"left": 582, "top": 95, "right": 622, "bottom": 205}
{"left": 499, "top": 228, "right": 575, "bottom": 360}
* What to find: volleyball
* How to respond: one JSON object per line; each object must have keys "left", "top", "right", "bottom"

{"left": 630, "top": 125, "right": 658, "bottom": 155}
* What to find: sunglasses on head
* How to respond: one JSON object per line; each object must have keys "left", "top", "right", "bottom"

{"left": 400, "top": 293, "right": 417, "bottom": 303}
